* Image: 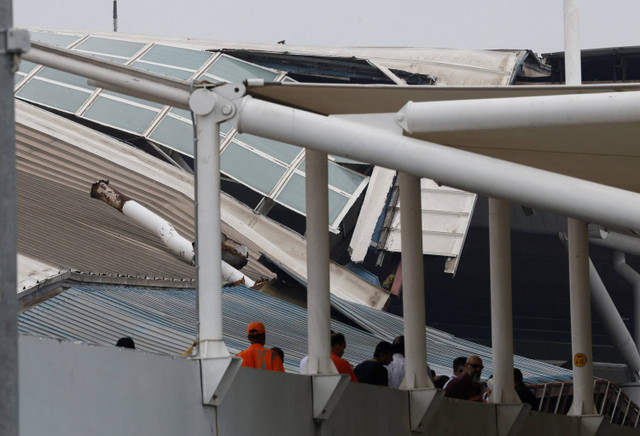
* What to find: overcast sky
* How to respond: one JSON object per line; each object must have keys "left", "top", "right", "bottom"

{"left": 12, "top": 0, "right": 640, "bottom": 54}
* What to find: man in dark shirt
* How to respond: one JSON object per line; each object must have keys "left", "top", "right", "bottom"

{"left": 514, "top": 368, "right": 539, "bottom": 409}
{"left": 354, "top": 341, "right": 394, "bottom": 386}
{"left": 444, "top": 355, "right": 484, "bottom": 402}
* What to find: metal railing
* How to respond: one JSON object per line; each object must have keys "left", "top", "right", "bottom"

{"left": 529, "top": 380, "right": 640, "bottom": 427}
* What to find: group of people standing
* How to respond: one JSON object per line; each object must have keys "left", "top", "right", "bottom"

{"left": 235, "top": 322, "right": 538, "bottom": 409}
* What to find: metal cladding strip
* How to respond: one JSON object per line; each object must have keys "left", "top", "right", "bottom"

{"left": 329, "top": 295, "right": 573, "bottom": 384}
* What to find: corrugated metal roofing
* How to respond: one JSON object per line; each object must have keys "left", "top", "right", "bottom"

{"left": 18, "top": 283, "right": 572, "bottom": 383}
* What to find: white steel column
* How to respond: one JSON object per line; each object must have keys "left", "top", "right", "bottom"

{"left": 189, "top": 89, "right": 240, "bottom": 406}
{"left": 567, "top": 219, "right": 596, "bottom": 415}
{"left": 399, "top": 172, "right": 432, "bottom": 389}
{"left": 304, "top": 148, "right": 336, "bottom": 375}
{"left": 488, "top": 199, "right": 519, "bottom": 403}
{"left": 191, "top": 90, "right": 228, "bottom": 358}
{"left": 564, "top": 0, "right": 596, "bottom": 416}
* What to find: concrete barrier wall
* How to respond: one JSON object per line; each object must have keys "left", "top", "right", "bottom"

{"left": 19, "top": 336, "right": 640, "bottom": 435}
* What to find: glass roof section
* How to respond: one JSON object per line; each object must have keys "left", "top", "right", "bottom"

{"left": 15, "top": 31, "right": 369, "bottom": 231}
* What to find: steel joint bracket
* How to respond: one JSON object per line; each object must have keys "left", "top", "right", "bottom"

{"left": 199, "top": 355, "right": 242, "bottom": 406}
{"left": 0, "top": 28, "right": 30, "bottom": 55}
{"left": 408, "top": 388, "right": 444, "bottom": 432}
{"left": 189, "top": 82, "right": 246, "bottom": 122}
{"left": 312, "top": 374, "right": 349, "bottom": 420}
{"left": 495, "top": 403, "right": 531, "bottom": 436}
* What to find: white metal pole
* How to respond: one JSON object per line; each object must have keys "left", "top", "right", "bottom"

{"left": 399, "top": 172, "right": 432, "bottom": 389}
{"left": 563, "top": 0, "right": 596, "bottom": 416}
{"left": 191, "top": 90, "right": 229, "bottom": 358}
{"left": 612, "top": 252, "right": 640, "bottom": 356}
{"left": 234, "top": 97, "right": 640, "bottom": 234}
{"left": 589, "top": 257, "right": 640, "bottom": 379}
{"left": 397, "top": 90, "right": 640, "bottom": 134}
{"left": 304, "top": 148, "right": 336, "bottom": 375}
{"left": 1, "top": 4, "right": 19, "bottom": 434}
{"left": 488, "top": 198, "right": 520, "bottom": 403}
{"left": 567, "top": 220, "right": 596, "bottom": 415}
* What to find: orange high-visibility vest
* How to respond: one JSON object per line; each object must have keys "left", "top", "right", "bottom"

{"left": 237, "top": 343, "right": 284, "bottom": 372}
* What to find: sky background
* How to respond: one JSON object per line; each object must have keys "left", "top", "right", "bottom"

{"left": 12, "top": 0, "right": 640, "bottom": 54}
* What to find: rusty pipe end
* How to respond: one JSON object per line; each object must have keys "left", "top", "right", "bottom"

{"left": 90, "top": 180, "right": 130, "bottom": 212}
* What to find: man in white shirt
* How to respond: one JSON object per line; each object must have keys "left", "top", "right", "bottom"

{"left": 385, "top": 336, "right": 405, "bottom": 389}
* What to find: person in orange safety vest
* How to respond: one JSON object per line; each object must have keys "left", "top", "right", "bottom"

{"left": 237, "top": 321, "right": 284, "bottom": 372}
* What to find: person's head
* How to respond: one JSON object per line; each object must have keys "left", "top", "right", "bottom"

{"left": 453, "top": 356, "right": 467, "bottom": 376}
{"left": 374, "top": 341, "right": 394, "bottom": 365}
{"left": 433, "top": 375, "right": 449, "bottom": 389}
{"left": 116, "top": 336, "right": 135, "bottom": 349}
{"left": 392, "top": 335, "right": 405, "bottom": 356}
{"left": 465, "top": 355, "right": 484, "bottom": 383}
{"left": 247, "top": 321, "right": 266, "bottom": 345}
{"left": 514, "top": 368, "right": 524, "bottom": 385}
{"left": 271, "top": 346, "right": 284, "bottom": 362}
{"left": 331, "top": 333, "right": 347, "bottom": 357}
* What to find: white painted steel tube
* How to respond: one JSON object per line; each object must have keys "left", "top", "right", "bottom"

{"left": 305, "top": 148, "right": 336, "bottom": 375}
{"left": 121, "top": 201, "right": 194, "bottom": 264}
{"left": 23, "top": 44, "right": 191, "bottom": 110}
{"left": 567, "top": 219, "right": 596, "bottom": 415}
{"left": 399, "top": 172, "right": 432, "bottom": 389}
{"left": 488, "top": 199, "right": 519, "bottom": 404}
{"left": 590, "top": 232, "right": 640, "bottom": 258}
{"left": 590, "top": 256, "right": 640, "bottom": 380}
{"left": 612, "top": 252, "right": 640, "bottom": 356}
{"left": 564, "top": 0, "right": 582, "bottom": 86}
{"left": 192, "top": 97, "right": 229, "bottom": 358}
{"left": 397, "top": 91, "right": 640, "bottom": 134}
{"left": 1, "top": 7, "right": 19, "bottom": 434}
{"left": 234, "top": 97, "right": 640, "bottom": 233}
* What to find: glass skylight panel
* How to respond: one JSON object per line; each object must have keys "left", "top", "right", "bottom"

{"left": 204, "top": 55, "right": 278, "bottom": 82}
{"left": 221, "top": 142, "right": 287, "bottom": 195}
{"left": 327, "top": 161, "right": 365, "bottom": 194}
{"left": 37, "top": 67, "right": 94, "bottom": 91}
{"left": 140, "top": 45, "right": 212, "bottom": 70}
{"left": 102, "top": 90, "right": 165, "bottom": 109}
{"left": 16, "top": 80, "right": 91, "bottom": 113}
{"left": 130, "top": 61, "right": 195, "bottom": 80}
{"left": 17, "top": 60, "right": 38, "bottom": 75}
{"left": 29, "top": 31, "right": 82, "bottom": 48}
{"left": 73, "top": 37, "right": 145, "bottom": 58}
{"left": 83, "top": 97, "right": 159, "bottom": 134}
{"left": 276, "top": 173, "right": 354, "bottom": 225}
{"left": 233, "top": 133, "right": 302, "bottom": 164}
{"left": 149, "top": 116, "right": 195, "bottom": 155}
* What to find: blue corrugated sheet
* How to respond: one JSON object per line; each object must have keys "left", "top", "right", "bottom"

{"left": 18, "top": 284, "right": 572, "bottom": 382}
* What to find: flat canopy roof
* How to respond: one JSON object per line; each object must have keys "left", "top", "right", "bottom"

{"left": 248, "top": 83, "right": 640, "bottom": 194}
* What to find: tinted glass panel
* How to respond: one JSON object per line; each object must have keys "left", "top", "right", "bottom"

{"left": 149, "top": 116, "right": 195, "bottom": 155}
{"left": 18, "top": 60, "right": 38, "bottom": 74}
{"left": 221, "top": 142, "right": 286, "bottom": 194}
{"left": 234, "top": 133, "right": 301, "bottom": 164}
{"left": 277, "top": 174, "right": 352, "bottom": 222}
{"left": 328, "top": 162, "right": 365, "bottom": 194}
{"left": 74, "top": 37, "right": 145, "bottom": 57}
{"left": 37, "top": 67, "right": 95, "bottom": 90}
{"left": 276, "top": 173, "right": 305, "bottom": 214}
{"left": 328, "top": 190, "right": 350, "bottom": 224}
{"left": 205, "top": 55, "right": 278, "bottom": 82}
{"left": 140, "top": 45, "right": 211, "bottom": 70}
{"left": 102, "top": 90, "right": 165, "bottom": 109}
{"left": 30, "top": 31, "right": 81, "bottom": 47}
{"left": 84, "top": 97, "right": 158, "bottom": 134}
{"left": 131, "top": 61, "right": 194, "bottom": 80}
{"left": 17, "top": 80, "right": 90, "bottom": 113}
